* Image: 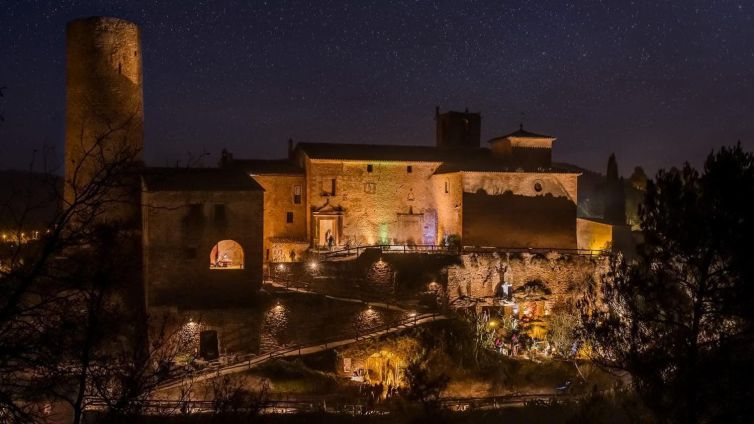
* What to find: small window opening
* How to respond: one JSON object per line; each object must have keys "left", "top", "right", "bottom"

{"left": 293, "top": 185, "right": 302, "bottom": 204}
{"left": 407, "top": 165, "right": 412, "bottom": 173}
{"left": 286, "top": 212, "right": 294, "bottom": 223}
{"left": 367, "top": 164, "right": 373, "bottom": 173}
{"left": 444, "top": 181, "right": 449, "bottom": 194}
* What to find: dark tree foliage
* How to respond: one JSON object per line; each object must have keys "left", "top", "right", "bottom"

{"left": 604, "top": 153, "right": 626, "bottom": 225}
{"left": 582, "top": 144, "right": 754, "bottom": 423}
{"left": 403, "top": 351, "right": 450, "bottom": 411}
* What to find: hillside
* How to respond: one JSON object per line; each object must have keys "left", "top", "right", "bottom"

{"left": 0, "top": 170, "right": 62, "bottom": 231}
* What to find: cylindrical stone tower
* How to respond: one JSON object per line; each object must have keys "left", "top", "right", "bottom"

{"left": 64, "top": 16, "right": 143, "bottom": 224}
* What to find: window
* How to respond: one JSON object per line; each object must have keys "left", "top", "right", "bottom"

{"left": 286, "top": 212, "right": 294, "bottom": 223}
{"left": 364, "top": 182, "right": 376, "bottom": 194}
{"left": 214, "top": 204, "right": 226, "bottom": 222}
{"left": 210, "top": 240, "right": 244, "bottom": 269}
{"left": 331, "top": 178, "right": 336, "bottom": 196}
{"left": 293, "top": 185, "right": 302, "bottom": 204}
{"left": 367, "top": 164, "right": 373, "bottom": 173}
{"left": 444, "top": 181, "right": 449, "bottom": 194}
{"left": 534, "top": 181, "right": 543, "bottom": 192}
{"left": 407, "top": 165, "right": 412, "bottom": 173}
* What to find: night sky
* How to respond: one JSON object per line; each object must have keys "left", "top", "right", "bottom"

{"left": 2, "top": 1, "right": 753, "bottom": 176}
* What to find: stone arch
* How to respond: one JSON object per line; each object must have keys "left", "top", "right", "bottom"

{"left": 209, "top": 240, "right": 244, "bottom": 269}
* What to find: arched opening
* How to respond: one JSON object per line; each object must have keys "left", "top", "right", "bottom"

{"left": 209, "top": 240, "right": 244, "bottom": 269}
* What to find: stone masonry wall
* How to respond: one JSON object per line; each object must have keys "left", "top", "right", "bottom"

{"left": 306, "top": 159, "right": 442, "bottom": 246}
{"left": 431, "top": 172, "right": 463, "bottom": 242}
{"left": 143, "top": 190, "right": 263, "bottom": 307}
{"left": 462, "top": 172, "right": 578, "bottom": 204}
{"left": 447, "top": 252, "right": 607, "bottom": 306}
{"left": 251, "top": 174, "right": 307, "bottom": 261}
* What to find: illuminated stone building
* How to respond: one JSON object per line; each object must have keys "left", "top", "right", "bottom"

{"left": 222, "top": 109, "right": 613, "bottom": 263}
{"left": 141, "top": 168, "right": 264, "bottom": 306}
{"left": 60, "top": 16, "right": 616, "bottom": 310}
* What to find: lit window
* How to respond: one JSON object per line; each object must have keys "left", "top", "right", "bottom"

{"left": 286, "top": 212, "right": 294, "bottom": 223}
{"left": 293, "top": 185, "right": 302, "bottom": 204}
{"left": 210, "top": 240, "right": 244, "bottom": 269}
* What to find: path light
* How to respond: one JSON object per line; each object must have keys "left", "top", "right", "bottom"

{"left": 488, "top": 320, "right": 498, "bottom": 329}
{"left": 308, "top": 260, "right": 319, "bottom": 271}
{"left": 276, "top": 263, "right": 286, "bottom": 272}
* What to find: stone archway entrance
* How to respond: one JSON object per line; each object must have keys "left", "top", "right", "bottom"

{"left": 312, "top": 201, "right": 343, "bottom": 249}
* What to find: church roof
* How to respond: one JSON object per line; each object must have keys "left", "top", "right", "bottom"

{"left": 488, "top": 125, "right": 555, "bottom": 144}
{"left": 295, "top": 142, "right": 459, "bottom": 162}
{"left": 141, "top": 167, "right": 264, "bottom": 192}
{"left": 224, "top": 159, "right": 304, "bottom": 175}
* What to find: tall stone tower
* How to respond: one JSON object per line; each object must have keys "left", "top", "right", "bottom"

{"left": 435, "top": 108, "right": 481, "bottom": 149}
{"left": 64, "top": 16, "right": 143, "bottom": 224}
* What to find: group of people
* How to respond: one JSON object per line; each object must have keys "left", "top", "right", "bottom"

{"left": 363, "top": 381, "right": 402, "bottom": 405}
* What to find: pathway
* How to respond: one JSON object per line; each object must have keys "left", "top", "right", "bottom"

{"left": 264, "top": 279, "right": 411, "bottom": 312}
{"left": 154, "top": 312, "right": 446, "bottom": 394}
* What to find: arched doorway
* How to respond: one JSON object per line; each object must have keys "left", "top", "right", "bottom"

{"left": 209, "top": 240, "right": 244, "bottom": 269}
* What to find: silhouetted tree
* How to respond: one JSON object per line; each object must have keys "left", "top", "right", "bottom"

{"left": 403, "top": 350, "right": 449, "bottom": 412}
{"left": 0, "top": 114, "right": 158, "bottom": 423}
{"left": 582, "top": 144, "right": 754, "bottom": 423}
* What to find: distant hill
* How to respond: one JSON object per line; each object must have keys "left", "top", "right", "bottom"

{"left": 0, "top": 170, "right": 62, "bottom": 230}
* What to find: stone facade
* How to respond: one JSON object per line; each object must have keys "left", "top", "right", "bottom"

{"left": 303, "top": 158, "right": 442, "bottom": 246}
{"left": 142, "top": 173, "right": 264, "bottom": 307}
{"left": 431, "top": 172, "right": 464, "bottom": 242}
{"left": 447, "top": 252, "right": 607, "bottom": 312}
{"left": 251, "top": 174, "right": 308, "bottom": 262}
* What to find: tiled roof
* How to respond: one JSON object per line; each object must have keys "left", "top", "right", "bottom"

{"left": 488, "top": 125, "right": 555, "bottom": 143}
{"left": 141, "top": 167, "right": 264, "bottom": 192}
{"left": 224, "top": 159, "right": 304, "bottom": 175}
{"left": 295, "top": 142, "right": 465, "bottom": 162}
